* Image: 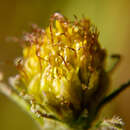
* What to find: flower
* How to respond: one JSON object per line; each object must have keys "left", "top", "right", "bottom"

{"left": 98, "top": 116, "right": 124, "bottom": 130}
{"left": 16, "top": 13, "right": 106, "bottom": 127}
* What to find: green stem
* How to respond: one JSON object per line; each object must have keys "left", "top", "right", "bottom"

{"left": 0, "top": 82, "right": 43, "bottom": 129}
{"left": 96, "top": 80, "right": 130, "bottom": 112}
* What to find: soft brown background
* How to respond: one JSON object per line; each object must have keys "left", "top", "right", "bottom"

{"left": 0, "top": 0, "right": 130, "bottom": 129}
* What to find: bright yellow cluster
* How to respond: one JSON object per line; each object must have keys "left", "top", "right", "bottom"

{"left": 18, "top": 13, "right": 106, "bottom": 121}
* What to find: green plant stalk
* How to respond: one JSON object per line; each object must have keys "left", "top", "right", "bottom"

{"left": 96, "top": 80, "right": 130, "bottom": 113}
{"left": 0, "top": 82, "right": 44, "bottom": 129}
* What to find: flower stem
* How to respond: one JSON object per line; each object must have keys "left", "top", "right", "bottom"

{"left": 96, "top": 80, "right": 130, "bottom": 112}
{"left": 0, "top": 82, "right": 43, "bottom": 129}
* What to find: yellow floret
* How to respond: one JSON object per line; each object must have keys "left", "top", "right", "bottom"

{"left": 18, "top": 13, "right": 106, "bottom": 121}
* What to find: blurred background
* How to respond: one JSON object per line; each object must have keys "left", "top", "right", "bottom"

{"left": 0, "top": 0, "right": 129, "bottom": 129}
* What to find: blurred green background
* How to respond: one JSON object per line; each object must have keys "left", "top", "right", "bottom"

{"left": 0, "top": 0, "right": 129, "bottom": 129}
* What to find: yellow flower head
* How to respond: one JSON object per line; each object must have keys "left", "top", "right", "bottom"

{"left": 17, "top": 13, "right": 106, "bottom": 122}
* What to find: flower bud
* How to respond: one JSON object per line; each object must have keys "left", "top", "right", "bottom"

{"left": 17, "top": 13, "right": 106, "bottom": 124}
